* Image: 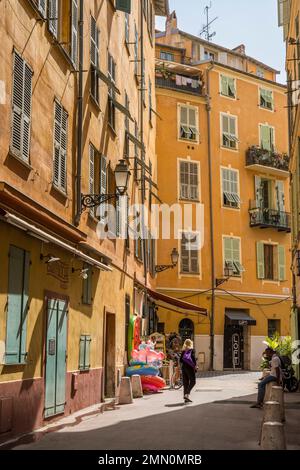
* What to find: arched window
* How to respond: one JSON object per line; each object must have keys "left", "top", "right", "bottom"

{"left": 179, "top": 318, "right": 194, "bottom": 342}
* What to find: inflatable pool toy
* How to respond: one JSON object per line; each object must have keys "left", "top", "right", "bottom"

{"left": 126, "top": 365, "right": 159, "bottom": 377}
{"left": 129, "top": 360, "right": 147, "bottom": 367}
{"left": 141, "top": 375, "right": 166, "bottom": 390}
{"left": 142, "top": 383, "right": 160, "bottom": 394}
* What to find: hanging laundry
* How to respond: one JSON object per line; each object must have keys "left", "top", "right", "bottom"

{"left": 186, "top": 78, "right": 192, "bottom": 85}
{"left": 181, "top": 76, "right": 188, "bottom": 86}
{"left": 176, "top": 75, "right": 182, "bottom": 86}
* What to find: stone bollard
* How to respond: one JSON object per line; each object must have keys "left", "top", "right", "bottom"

{"left": 270, "top": 386, "right": 285, "bottom": 422}
{"left": 261, "top": 422, "right": 286, "bottom": 450}
{"left": 263, "top": 401, "right": 281, "bottom": 423}
{"left": 264, "top": 381, "right": 274, "bottom": 403}
{"left": 118, "top": 377, "right": 133, "bottom": 405}
{"left": 131, "top": 375, "right": 143, "bottom": 398}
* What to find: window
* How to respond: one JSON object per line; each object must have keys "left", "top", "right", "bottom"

{"left": 82, "top": 264, "right": 93, "bottom": 305}
{"left": 90, "top": 16, "right": 100, "bottom": 104}
{"left": 268, "top": 319, "right": 281, "bottom": 337}
{"left": 125, "top": 12, "right": 130, "bottom": 44}
{"left": 256, "top": 242, "right": 286, "bottom": 281}
{"left": 178, "top": 104, "right": 199, "bottom": 142}
{"left": 160, "top": 51, "right": 175, "bottom": 61}
{"left": 53, "top": 101, "right": 68, "bottom": 192}
{"left": 256, "top": 68, "right": 265, "bottom": 78}
{"left": 124, "top": 92, "right": 130, "bottom": 132}
{"left": 260, "top": 124, "right": 275, "bottom": 152}
{"left": 260, "top": 89, "right": 274, "bottom": 110}
{"left": 204, "top": 50, "right": 215, "bottom": 60}
{"left": 11, "top": 51, "right": 33, "bottom": 162}
{"left": 221, "top": 114, "right": 238, "bottom": 149}
{"left": 223, "top": 237, "right": 244, "bottom": 277}
{"left": 181, "top": 233, "right": 199, "bottom": 274}
{"left": 108, "top": 53, "right": 116, "bottom": 129}
{"left": 220, "top": 75, "right": 236, "bottom": 98}
{"left": 5, "top": 246, "right": 30, "bottom": 364}
{"left": 179, "top": 160, "right": 199, "bottom": 201}
{"left": 79, "top": 335, "right": 91, "bottom": 371}
{"left": 222, "top": 168, "right": 240, "bottom": 208}
{"left": 116, "top": 0, "right": 131, "bottom": 14}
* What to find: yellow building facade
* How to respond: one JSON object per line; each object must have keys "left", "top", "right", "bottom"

{"left": 155, "top": 12, "right": 291, "bottom": 371}
{"left": 279, "top": 0, "right": 300, "bottom": 377}
{"left": 0, "top": 0, "right": 168, "bottom": 439}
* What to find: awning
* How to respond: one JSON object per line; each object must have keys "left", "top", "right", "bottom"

{"left": 225, "top": 310, "right": 256, "bottom": 326}
{"left": 1, "top": 211, "right": 112, "bottom": 272}
{"left": 147, "top": 288, "right": 207, "bottom": 315}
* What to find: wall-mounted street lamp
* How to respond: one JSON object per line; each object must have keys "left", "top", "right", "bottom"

{"left": 81, "top": 159, "right": 131, "bottom": 209}
{"left": 40, "top": 254, "right": 61, "bottom": 264}
{"left": 155, "top": 248, "right": 179, "bottom": 273}
{"left": 72, "top": 267, "right": 89, "bottom": 280}
{"left": 215, "top": 263, "right": 234, "bottom": 288}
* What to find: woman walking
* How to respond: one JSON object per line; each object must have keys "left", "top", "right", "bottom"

{"left": 180, "top": 339, "right": 197, "bottom": 403}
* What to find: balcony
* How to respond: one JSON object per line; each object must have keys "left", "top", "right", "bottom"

{"left": 249, "top": 204, "right": 291, "bottom": 233}
{"left": 246, "top": 146, "right": 290, "bottom": 178}
{"left": 155, "top": 75, "right": 203, "bottom": 96}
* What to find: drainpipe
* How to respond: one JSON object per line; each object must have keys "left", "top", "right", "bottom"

{"left": 139, "top": 3, "right": 149, "bottom": 331}
{"left": 206, "top": 62, "right": 215, "bottom": 371}
{"left": 74, "top": 0, "right": 84, "bottom": 226}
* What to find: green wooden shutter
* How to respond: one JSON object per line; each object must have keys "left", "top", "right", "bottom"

{"left": 48, "top": 0, "right": 58, "bottom": 38}
{"left": 278, "top": 245, "right": 286, "bottom": 281}
{"left": 276, "top": 180, "right": 285, "bottom": 211}
{"left": 6, "top": 246, "right": 30, "bottom": 364}
{"left": 256, "top": 242, "right": 265, "bottom": 279}
{"left": 221, "top": 75, "right": 228, "bottom": 95}
{"left": 255, "top": 176, "right": 262, "bottom": 207}
{"left": 11, "top": 52, "right": 24, "bottom": 158}
{"left": 79, "top": 335, "right": 85, "bottom": 370}
{"left": 71, "top": 0, "right": 78, "bottom": 65}
{"left": 85, "top": 336, "right": 91, "bottom": 369}
{"left": 261, "top": 125, "right": 271, "bottom": 151}
{"left": 116, "top": 0, "right": 131, "bottom": 14}
{"left": 224, "top": 237, "right": 232, "bottom": 263}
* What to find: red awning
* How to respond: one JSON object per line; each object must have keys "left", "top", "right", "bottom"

{"left": 147, "top": 288, "right": 207, "bottom": 316}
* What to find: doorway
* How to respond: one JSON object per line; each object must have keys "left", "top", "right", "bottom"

{"left": 179, "top": 318, "right": 194, "bottom": 342}
{"left": 223, "top": 323, "right": 244, "bottom": 370}
{"left": 44, "top": 298, "right": 68, "bottom": 418}
{"left": 104, "top": 313, "right": 116, "bottom": 398}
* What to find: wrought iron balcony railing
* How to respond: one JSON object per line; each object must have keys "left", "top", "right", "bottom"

{"left": 249, "top": 205, "right": 291, "bottom": 233}
{"left": 155, "top": 76, "right": 203, "bottom": 95}
{"left": 246, "top": 146, "right": 289, "bottom": 173}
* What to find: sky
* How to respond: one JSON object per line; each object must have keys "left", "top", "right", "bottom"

{"left": 156, "top": 0, "right": 286, "bottom": 84}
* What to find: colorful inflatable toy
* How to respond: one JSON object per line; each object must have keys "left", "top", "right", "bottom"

{"left": 141, "top": 375, "right": 166, "bottom": 390}
{"left": 126, "top": 365, "right": 159, "bottom": 377}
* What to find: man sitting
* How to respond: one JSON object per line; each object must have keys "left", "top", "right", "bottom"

{"left": 250, "top": 347, "right": 282, "bottom": 409}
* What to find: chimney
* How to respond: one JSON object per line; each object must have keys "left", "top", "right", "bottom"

{"left": 166, "top": 11, "right": 177, "bottom": 36}
{"left": 232, "top": 44, "right": 246, "bottom": 55}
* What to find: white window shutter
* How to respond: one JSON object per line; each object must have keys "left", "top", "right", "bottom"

{"left": 38, "top": 0, "right": 47, "bottom": 17}
{"left": 22, "top": 63, "right": 32, "bottom": 162}
{"left": 180, "top": 161, "right": 189, "bottom": 199}
{"left": 60, "top": 109, "right": 68, "bottom": 190}
{"left": 71, "top": 0, "right": 78, "bottom": 65}
{"left": 90, "top": 16, "right": 99, "bottom": 67}
{"left": 48, "top": 0, "right": 58, "bottom": 39}
{"left": 11, "top": 53, "right": 24, "bottom": 157}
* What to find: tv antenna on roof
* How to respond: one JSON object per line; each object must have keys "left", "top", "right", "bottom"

{"left": 199, "top": 2, "right": 218, "bottom": 42}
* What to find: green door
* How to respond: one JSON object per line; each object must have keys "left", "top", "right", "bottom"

{"left": 45, "top": 298, "right": 68, "bottom": 418}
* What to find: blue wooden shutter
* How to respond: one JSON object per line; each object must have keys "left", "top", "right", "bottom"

{"left": 6, "top": 246, "right": 30, "bottom": 364}
{"left": 55, "top": 300, "right": 67, "bottom": 414}
{"left": 116, "top": 0, "right": 131, "bottom": 14}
